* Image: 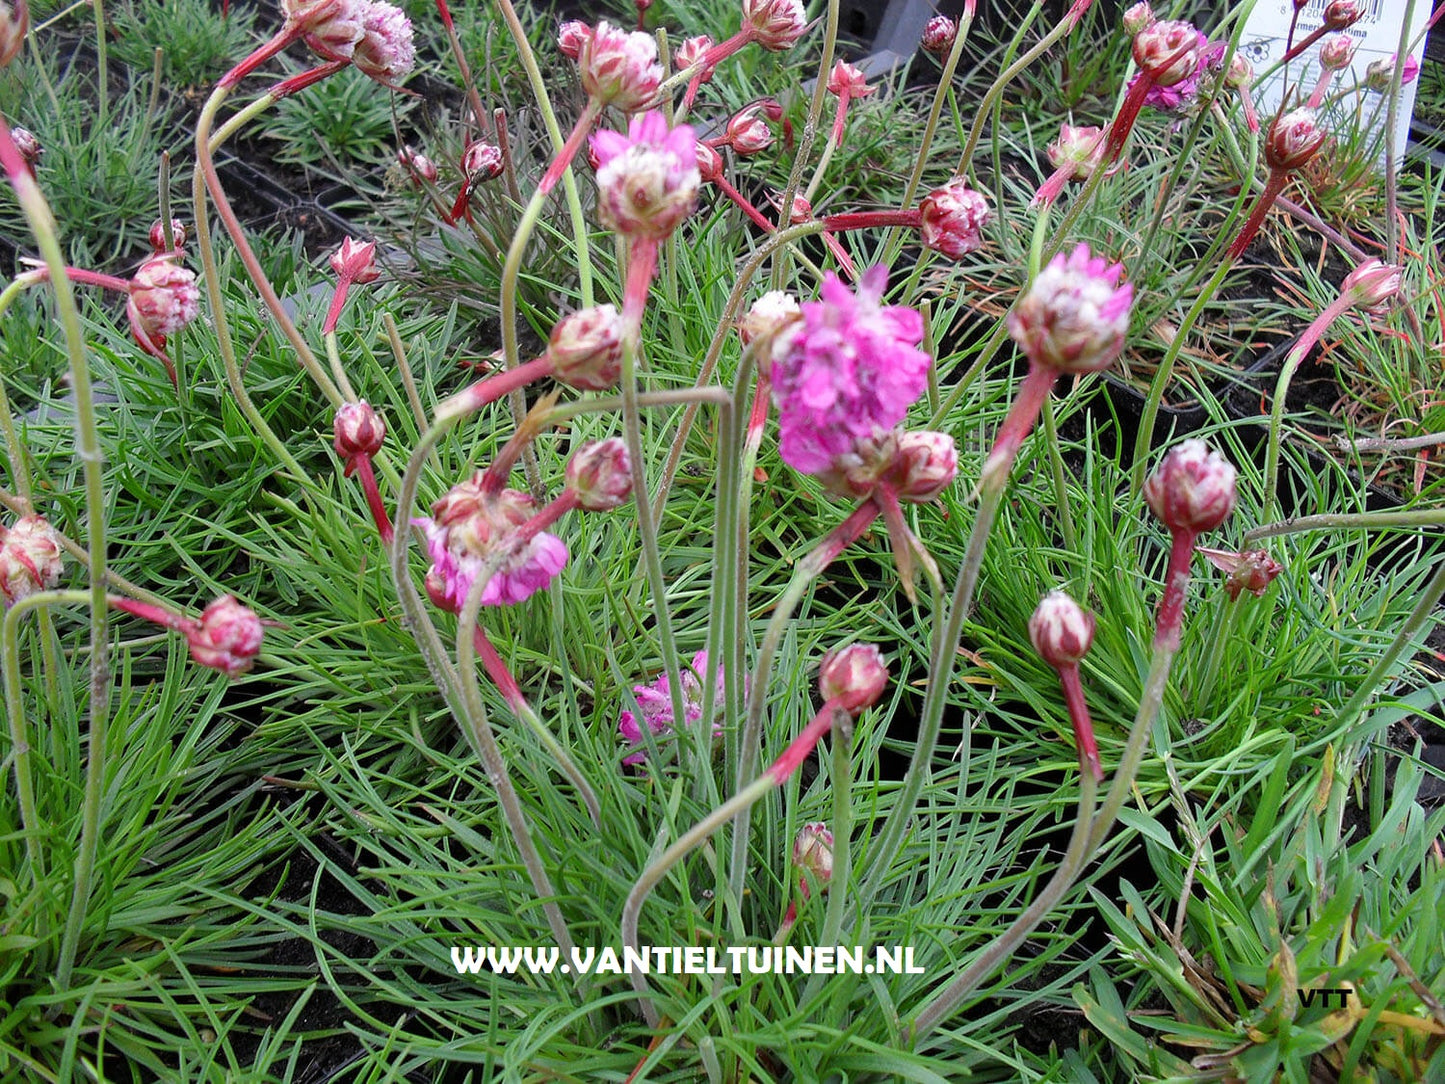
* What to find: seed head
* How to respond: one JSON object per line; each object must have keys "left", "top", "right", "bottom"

{"left": 1197, "top": 547, "right": 1283, "bottom": 601}
{"left": 1029, "top": 590, "right": 1095, "bottom": 668}
{"left": 1144, "top": 439, "right": 1237, "bottom": 536}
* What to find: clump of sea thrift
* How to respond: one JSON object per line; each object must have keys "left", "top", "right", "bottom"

{"left": 0, "top": 514, "right": 64, "bottom": 606}
{"left": 618, "top": 650, "right": 732, "bottom": 764}
{"left": 1029, "top": 590, "right": 1103, "bottom": 781}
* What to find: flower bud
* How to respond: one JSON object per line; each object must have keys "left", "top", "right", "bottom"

{"left": 149, "top": 218, "right": 187, "bottom": 254}
{"left": 351, "top": 0, "right": 415, "bottom": 85}
{"left": 775, "top": 191, "right": 812, "bottom": 224}
{"left": 1318, "top": 33, "right": 1355, "bottom": 73}
{"left": 1, "top": 0, "right": 27, "bottom": 68}
{"left": 1224, "top": 52, "right": 1253, "bottom": 89}
{"left": 577, "top": 20, "right": 663, "bottom": 112}
{"left": 547, "top": 304, "right": 624, "bottom": 390}
{"left": 462, "top": 140, "right": 504, "bottom": 183}
{"left": 557, "top": 19, "right": 590, "bottom": 60}
{"left": 674, "top": 34, "right": 714, "bottom": 73}
{"left": 283, "top": 0, "right": 366, "bottom": 62}
{"left": 330, "top": 236, "right": 381, "bottom": 284}
{"left": 1364, "top": 53, "right": 1419, "bottom": 92}
{"left": 921, "top": 14, "right": 956, "bottom": 57}
{"left": 1007, "top": 243, "right": 1132, "bottom": 374}
{"left": 591, "top": 110, "right": 699, "bottom": 241}
{"left": 565, "top": 438, "right": 633, "bottom": 510}
{"left": 128, "top": 256, "right": 200, "bottom": 342}
{"left": 1322, "top": 1, "right": 1363, "bottom": 30}
{"left": 1341, "top": 258, "right": 1402, "bottom": 313}
{"left": 1264, "top": 107, "right": 1327, "bottom": 171}
{"left": 894, "top": 430, "right": 957, "bottom": 502}
{"left": 694, "top": 139, "right": 724, "bottom": 181}
{"left": 919, "top": 178, "right": 990, "bottom": 259}
{"left": 726, "top": 106, "right": 773, "bottom": 156}
{"left": 10, "top": 125, "right": 40, "bottom": 171}
{"left": 792, "top": 822, "right": 834, "bottom": 884}
{"left": 818, "top": 643, "right": 887, "bottom": 715}
{"left": 1133, "top": 20, "right": 1202, "bottom": 87}
{"left": 1029, "top": 590, "right": 1094, "bottom": 668}
{"left": 398, "top": 144, "right": 438, "bottom": 184}
{"left": 333, "top": 399, "right": 385, "bottom": 463}
{"left": 826, "top": 60, "right": 870, "bottom": 101}
{"left": 737, "top": 290, "right": 801, "bottom": 361}
{"left": 0, "top": 514, "right": 63, "bottom": 606}
{"left": 186, "top": 595, "right": 264, "bottom": 677}
{"left": 1046, "top": 123, "right": 1110, "bottom": 182}
{"left": 1121, "top": 2, "right": 1154, "bottom": 35}
{"left": 1197, "top": 547, "right": 1283, "bottom": 601}
{"left": 1144, "top": 439, "right": 1237, "bottom": 536}
{"left": 743, "top": 0, "right": 806, "bottom": 51}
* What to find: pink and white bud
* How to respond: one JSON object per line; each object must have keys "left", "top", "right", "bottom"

{"left": 1029, "top": 590, "right": 1095, "bottom": 668}
{"left": 919, "top": 178, "right": 990, "bottom": 259}
{"left": 1047, "top": 123, "right": 1108, "bottom": 181}
{"left": 1007, "top": 243, "right": 1133, "bottom": 374}
{"left": 1322, "top": 1, "right": 1363, "bottom": 30}
{"left": 738, "top": 290, "right": 801, "bottom": 360}
{"left": 547, "top": 304, "right": 625, "bottom": 390}
{"left": 818, "top": 643, "right": 888, "bottom": 715}
{"left": 590, "top": 110, "right": 700, "bottom": 241}
{"left": 462, "top": 140, "right": 504, "bottom": 183}
{"left": 827, "top": 60, "right": 871, "bottom": 100}
{"left": 0, "top": 0, "right": 26, "bottom": 68}
{"left": 921, "top": 15, "right": 956, "bottom": 57}
{"left": 351, "top": 0, "right": 415, "bottom": 85}
{"left": 1121, "top": 2, "right": 1154, "bottom": 35}
{"left": 576, "top": 20, "right": 662, "bottom": 112}
{"left": 398, "top": 144, "right": 438, "bottom": 184}
{"left": 1318, "top": 33, "right": 1355, "bottom": 73}
{"left": 1365, "top": 53, "right": 1420, "bottom": 92}
{"left": 417, "top": 483, "right": 568, "bottom": 609}
{"left": 775, "top": 191, "right": 812, "bottom": 224}
{"left": 674, "top": 34, "right": 714, "bottom": 74}
{"left": 186, "top": 595, "right": 264, "bottom": 677}
{"left": 557, "top": 19, "right": 590, "bottom": 60}
{"left": 283, "top": 0, "right": 366, "bottom": 62}
{"left": 330, "top": 236, "right": 381, "bottom": 284}
{"left": 1225, "top": 52, "right": 1253, "bottom": 89}
{"left": 0, "top": 514, "right": 63, "bottom": 606}
{"left": 1341, "top": 258, "right": 1403, "bottom": 313}
{"left": 743, "top": 0, "right": 807, "bottom": 51}
{"left": 128, "top": 256, "right": 200, "bottom": 341}
{"left": 894, "top": 430, "right": 957, "bottom": 502}
{"left": 1197, "top": 547, "right": 1283, "bottom": 601}
{"left": 10, "top": 126, "right": 40, "bottom": 171}
{"left": 149, "top": 218, "right": 187, "bottom": 254}
{"left": 792, "top": 822, "right": 834, "bottom": 884}
{"left": 565, "top": 438, "right": 633, "bottom": 510}
{"left": 726, "top": 106, "right": 773, "bottom": 156}
{"left": 1144, "top": 439, "right": 1237, "bottom": 536}
{"left": 694, "top": 139, "right": 724, "bottom": 181}
{"left": 1132, "top": 19, "right": 1202, "bottom": 87}
{"left": 1264, "top": 107, "right": 1327, "bottom": 171}
{"left": 333, "top": 399, "right": 385, "bottom": 463}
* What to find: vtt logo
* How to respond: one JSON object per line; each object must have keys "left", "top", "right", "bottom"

{"left": 1299, "top": 988, "right": 1350, "bottom": 1009}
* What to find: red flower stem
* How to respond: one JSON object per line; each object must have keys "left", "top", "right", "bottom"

{"left": 322, "top": 280, "right": 351, "bottom": 335}
{"left": 682, "top": 30, "right": 752, "bottom": 112}
{"left": 108, "top": 594, "right": 193, "bottom": 633}
{"left": 829, "top": 96, "right": 850, "bottom": 145}
{"left": 767, "top": 697, "right": 862, "bottom": 785}
{"left": 270, "top": 60, "right": 349, "bottom": 99}
{"left": 744, "top": 370, "right": 771, "bottom": 451}
{"left": 442, "top": 355, "right": 554, "bottom": 417}
{"left": 219, "top": 23, "right": 304, "bottom": 87}
{"left": 979, "top": 361, "right": 1059, "bottom": 490}
{"left": 514, "top": 490, "right": 581, "bottom": 544}
{"left": 435, "top": 0, "right": 488, "bottom": 138}
{"left": 1155, "top": 529, "right": 1198, "bottom": 650}
{"left": 1056, "top": 663, "right": 1104, "bottom": 782}
{"left": 710, "top": 173, "right": 777, "bottom": 232}
{"left": 1279, "top": 24, "right": 1331, "bottom": 65}
{"left": 22, "top": 265, "right": 131, "bottom": 293}
{"left": 1307, "top": 69, "right": 1335, "bottom": 109}
{"left": 1226, "top": 167, "right": 1290, "bottom": 261}
{"left": 351, "top": 456, "right": 394, "bottom": 544}
{"left": 1030, "top": 166, "right": 1073, "bottom": 209}
{"left": 538, "top": 99, "right": 603, "bottom": 198}
{"left": 821, "top": 210, "right": 921, "bottom": 232}
{"left": 1102, "top": 71, "right": 1156, "bottom": 163}
{"left": 472, "top": 623, "right": 526, "bottom": 713}
{"left": 622, "top": 238, "right": 659, "bottom": 328}
{"left": 822, "top": 234, "right": 858, "bottom": 281}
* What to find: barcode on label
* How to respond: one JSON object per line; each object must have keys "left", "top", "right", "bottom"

{"left": 1295, "top": 0, "right": 1385, "bottom": 24}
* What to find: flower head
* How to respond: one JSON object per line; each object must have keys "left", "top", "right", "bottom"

{"left": 1197, "top": 547, "right": 1283, "bottom": 601}
{"left": 333, "top": 400, "right": 385, "bottom": 469}
{"left": 770, "top": 265, "right": 931, "bottom": 475}
{"left": 792, "top": 822, "right": 834, "bottom": 884}
{"left": 921, "top": 14, "right": 956, "bottom": 57}
{"left": 1007, "top": 244, "right": 1132, "bottom": 374}
{"left": 590, "top": 110, "right": 699, "bottom": 240}
{"left": 128, "top": 255, "right": 200, "bottom": 343}
{"left": 1265, "top": 108, "right": 1327, "bottom": 171}
{"left": 894, "top": 430, "right": 957, "bottom": 502}
{"left": 1, "top": 0, "right": 26, "bottom": 68}
{"left": 619, "top": 650, "right": 734, "bottom": 764}
{"left": 742, "top": 0, "right": 806, "bottom": 51}
{"left": 0, "top": 514, "right": 63, "bottom": 606}
{"left": 725, "top": 103, "right": 774, "bottom": 156}
{"left": 1127, "top": 26, "right": 1208, "bottom": 110}
{"left": 1364, "top": 53, "right": 1419, "bottom": 92}
{"left": 557, "top": 19, "right": 590, "bottom": 59}
{"left": 1047, "top": 124, "right": 1109, "bottom": 181}
{"left": 398, "top": 144, "right": 438, "bottom": 184}
{"left": 10, "top": 126, "right": 40, "bottom": 173}
{"left": 283, "top": 0, "right": 366, "bottom": 62}
{"left": 674, "top": 34, "right": 714, "bottom": 73}
{"left": 1323, "top": 1, "right": 1363, "bottom": 30}
{"left": 330, "top": 236, "right": 380, "bottom": 283}
{"left": 1341, "top": 258, "right": 1403, "bottom": 313}
{"left": 919, "top": 178, "right": 991, "bottom": 259}
{"left": 186, "top": 595, "right": 264, "bottom": 677}
{"left": 351, "top": 0, "right": 414, "bottom": 85}
{"left": 149, "top": 218, "right": 186, "bottom": 254}
{"left": 1144, "top": 439, "right": 1237, "bottom": 536}
{"left": 818, "top": 643, "right": 887, "bottom": 716}
{"left": 1318, "top": 33, "right": 1355, "bottom": 72}
{"left": 576, "top": 21, "right": 662, "bottom": 111}
{"left": 1029, "top": 590, "right": 1095, "bottom": 668}
{"left": 1121, "top": 2, "right": 1154, "bottom": 34}
{"left": 565, "top": 438, "right": 633, "bottom": 510}
{"left": 547, "top": 304, "right": 624, "bottom": 390}
{"left": 462, "top": 140, "right": 504, "bottom": 183}
{"left": 1132, "top": 19, "right": 1203, "bottom": 87}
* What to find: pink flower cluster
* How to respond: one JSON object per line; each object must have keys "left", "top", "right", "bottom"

{"left": 619, "top": 650, "right": 735, "bottom": 764}
{"left": 770, "top": 266, "right": 931, "bottom": 474}
{"left": 591, "top": 111, "right": 700, "bottom": 241}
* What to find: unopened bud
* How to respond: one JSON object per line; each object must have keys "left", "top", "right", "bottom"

{"left": 1322, "top": 1, "right": 1363, "bottom": 30}
{"left": 738, "top": 290, "right": 801, "bottom": 362}
{"left": 674, "top": 34, "right": 714, "bottom": 72}
{"left": 398, "top": 144, "right": 438, "bottom": 184}
{"left": 792, "top": 822, "right": 834, "bottom": 885}
{"left": 1340, "top": 258, "right": 1402, "bottom": 313}
{"left": 826, "top": 60, "right": 870, "bottom": 100}
{"left": 1144, "top": 439, "right": 1237, "bottom": 536}
{"left": 186, "top": 595, "right": 264, "bottom": 677}
{"left": 10, "top": 125, "right": 40, "bottom": 171}
{"left": 1121, "top": 2, "right": 1154, "bottom": 35}
{"left": 818, "top": 643, "right": 887, "bottom": 715}
{"left": 1029, "top": 590, "right": 1094, "bottom": 668}
{"left": 333, "top": 400, "right": 386, "bottom": 463}
{"left": 1133, "top": 19, "right": 1202, "bottom": 87}
{"left": 557, "top": 18, "right": 590, "bottom": 60}
{"left": 1197, "top": 547, "right": 1283, "bottom": 601}
{"left": 547, "top": 305, "right": 624, "bottom": 390}
{"left": 1264, "top": 107, "right": 1327, "bottom": 171}
{"left": 0, "top": 0, "right": 26, "bottom": 68}
{"left": 565, "top": 438, "right": 633, "bottom": 510}
{"left": 0, "top": 513, "right": 63, "bottom": 606}
{"left": 1225, "top": 52, "right": 1253, "bottom": 89}
{"left": 462, "top": 140, "right": 504, "bottom": 183}
{"left": 149, "top": 218, "right": 187, "bottom": 254}
{"left": 743, "top": 0, "right": 806, "bottom": 51}
{"left": 1318, "top": 33, "right": 1355, "bottom": 73}
{"left": 726, "top": 107, "right": 773, "bottom": 156}
{"left": 919, "top": 178, "right": 990, "bottom": 259}
{"left": 1008, "top": 244, "right": 1132, "bottom": 374}
{"left": 921, "top": 14, "right": 956, "bottom": 57}
{"left": 894, "top": 430, "right": 957, "bottom": 502}
{"left": 330, "top": 236, "right": 381, "bottom": 283}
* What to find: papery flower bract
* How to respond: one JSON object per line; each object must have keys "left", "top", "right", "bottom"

{"left": 826, "top": 60, "right": 871, "bottom": 100}
{"left": 590, "top": 110, "right": 699, "bottom": 240}
{"left": 813, "top": 429, "right": 899, "bottom": 500}
{"left": 1144, "top": 439, "right": 1237, "bottom": 535}
{"left": 351, "top": 0, "right": 414, "bottom": 85}
{"left": 283, "top": 0, "right": 366, "bottom": 62}
{"left": 770, "top": 265, "right": 930, "bottom": 475}
{"left": 618, "top": 650, "right": 732, "bottom": 764}
{"left": 742, "top": 0, "right": 806, "bottom": 51}
{"left": 921, "top": 14, "right": 956, "bottom": 56}
{"left": 1029, "top": 590, "right": 1095, "bottom": 668}
{"left": 0, "top": 513, "right": 63, "bottom": 606}
{"left": 1341, "top": 258, "right": 1403, "bottom": 313}
{"left": 1365, "top": 53, "right": 1419, "bottom": 92}
{"left": 726, "top": 105, "right": 773, "bottom": 155}
{"left": 1007, "top": 244, "right": 1132, "bottom": 374}
{"left": 894, "top": 430, "right": 957, "bottom": 502}
{"left": 557, "top": 19, "right": 590, "bottom": 59}
{"left": 818, "top": 643, "right": 887, "bottom": 715}
{"left": 128, "top": 255, "right": 200, "bottom": 342}
{"left": 1265, "top": 108, "right": 1327, "bottom": 170}
{"left": 186, "top": 595, "right": 264, "bottom": 677}
{"left": 919, "top": 178, "right": 990, "bottom": 258}
{"left": 565, "top": 438, "right": 633, "bottom": 510}
{"left": 1198, "top": 547, "right": 1283, "bottom": 601}
{"left": 576, "top": 20, "right": 662, "bottom": 111}
{"left": 547, "top": 304, "right": 624, "bottom": 389}
{"left": 1047, "top": 124, "right": 1108, "bottom": 180}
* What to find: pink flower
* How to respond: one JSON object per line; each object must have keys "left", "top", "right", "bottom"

{"left": 919, "top": 178, "right": 990, "bottom": 258}
{"left": 818, "top": 643, "right": 887, "bottom": 715}
{"left": 590, "top": 110, "right": 699, "bottom": 241}
{"left": 742, "top": 0, "right": 806, "bottom": 51}
{"left": 351, "top": 0, "right": 414, "bottom": 86}
{"left": 186, "top": 595, "right": 264, "bottom": 677}
{"left": 921, "top": 15, "right": 956, "bottom": 57}
{"left": 619, "top": 650, "right": 735, "bottom": 764}
{"left": 770, "top": 265, "right": 931, "bottom": 475}
{"left": 1007, "top": 244, "right": 1132, "bottom": 374}
{"left": 547, "top": 304, "right": 624, "bottom": 389}
{"left": 1144, "top": 439, "right": 1236, "bottom": 535}
{"left": 128, "top": 255, "right": 200, "bottom": 342}
{"left": 415, "top": 479, "right": 568, "bottom": 609}
{"left": 576, "top": 20, "right": 662, "bottom": 111}
{"left": 0, "top": 514, "right": 63, "bottom": 606}
{"left": 557, "top": 19, "right": 590, "bottom": 60}
{"left": 1365, "top": 53, "right": 1419, "bottom": 92}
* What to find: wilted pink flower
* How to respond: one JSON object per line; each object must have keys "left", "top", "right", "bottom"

{"left": 283, "top": 0, "right": 366, "bottom": 62}
{"left": 149, "top": 218, "right": 186, "bottom": 254}
{"left": 818, "top": 643, "right": 887, "bottom": 715}
{"left": 590, "top": 110, "right": 699, "bottom": 240}
{"left": 1029, "top": 590, "right": 1095, "bottom": 667}
{"left": 792, "top": 822, "right": 834, "bottom": 884}
{"left": 1365, "top": 53, "right": 1419, "bottom": 92}
{"left": 576, "top": 20, "right": 662, "bottom": 111}
{"left": 1265, "top": 108, "right": 1327, "bottom": 171}
{"left": 565, "top": 438, "right": 632, "bottom": 510}
{"left": 894, "top": 430, "right": 957, "bottom": 502}
{"left": 330, "top": 237, "right": 380, "bottom": 283}
{"left": 547, "top": 304, "right": 624, "bottom": 390}
{"left": 1133, "top": 19, "right": 1203, "bottom": 87}
{"left": 743, "top": 0, "right": 807, "bottom": 51}
{"left": 1198, "top": 547, "right": 1283, "bottom": 601}
{"left": 1, "top": 0, "right": 26, "bottom": 68}
{"left": 921, "top": 15, "right": 956, "bottom": 57}
{"left": 128, "top": 256, "right": 200, "bottom": 342}
{"left": 1318, "top": 33, "right": 1355, "bottom": 72}
{"left": 0, "top": 514, "right": 63, "bottom": 606}
{"left": 1144, "top": 439, "right": 1236, "bottom": 535}
{"left": 1007, "top": 244, "right": 1132, "bottom": 374}
{"left": 919, "top": 178, "right": 990, "bottom": 258}
{"left": 770, "top": 265, "right": 931, "bottom": 475}
{"left": 557, "top": 19, "right": 590, "bottom": 59}
{"left": 1341, "top": 258, "right": 1403, "bottom": 313}
{"left": 618, "top": 649, "right": 734, "bottom": 764}
{"left": 351, "top": 0, "right": 414, "bottom": 85}
{"left": 333, "top": 400, "right": 385, "bottom": 467}
{"left": 186, "top": 595, "right": 264, "bottom": 677}
{"left": 398, "top": 144, "right": 438, "bottom": 184}
{"left": 415, "top": 479, "right": 568, "bottom": 610}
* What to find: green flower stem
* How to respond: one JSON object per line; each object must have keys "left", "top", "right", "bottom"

{"left": 0, "top": 279, "right": 35, "bottom": 498}
{"left": 797, "top": 712, "right": 854, "bottom": 1004}
{"left": 1039, "top": 391, "right": 1075, "bottom": 552}
{"left": 545, "top": 387, "right": 731, "bottom": 428}
{"left": 906, "top": 770, "right": 1097, "bottom": 1043}
{"left": 953, "top": 4, "right": 1055, "bottom": 178}
{"left": 1245, "top": 508, "right": 1445, "bottom": 541}
{"left": 1193, "top": 592, "right": 1241, "bottom": 710}
{"left": 1, "top": 118, "right": 112, "bottom": 993}
{"left": 1385, "top": 0, "right": 1418, "bottom": 265}
{"left": 323, "top": 331, "right": 359, "bottom": 403}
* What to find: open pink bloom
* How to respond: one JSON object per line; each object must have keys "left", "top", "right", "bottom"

{"left": 351, "top": 0, "right": 414, "bottom": 85}
{"left": 1007, "top": 244, "right": 1132, "bottom": 374}
{"left": 590, "top": 110, "right": 699, "bottom": 240}
{"left": 415, "top": 479, "right": 568, "bottom": 609}
{"left": 619, "top": 649, "right": 737, "bottom": 764}
{"left": 771, "top": 265, "right": 931, "bottom": 475}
